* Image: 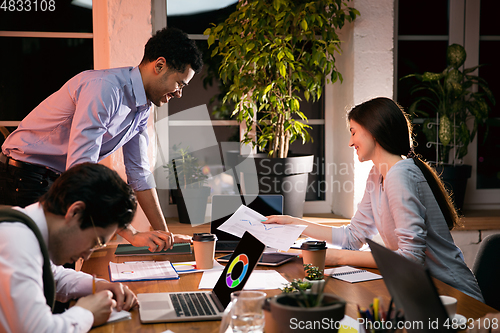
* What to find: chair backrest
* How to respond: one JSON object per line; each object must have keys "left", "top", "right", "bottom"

{"left": 472, "top": 233, "right": 500, "bottom": 311}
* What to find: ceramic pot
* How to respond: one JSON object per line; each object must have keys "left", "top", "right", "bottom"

{"left": 269, "top": 293, "right": 346, "bottom": 333}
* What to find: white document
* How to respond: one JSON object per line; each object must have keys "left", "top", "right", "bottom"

{"left": 217, "top": 205, "right": 307, "bottom": 251}
{"left": 198, "top": 270, "right": 289, "bottom": 290}
{"left": 107, "top": 308, "right": 131, "bottom": 323}
{"left": 339, "top": 315, "right": 361, "bottom": 333}
{"left": 172, "top": 260, "right": 224, "bottom": 274}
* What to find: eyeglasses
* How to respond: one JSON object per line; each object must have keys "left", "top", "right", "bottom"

{"left": 89, "top": 215, "right": 107, "bottom": 251}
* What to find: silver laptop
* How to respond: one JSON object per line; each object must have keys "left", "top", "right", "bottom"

{"left": 210, "top": 194, "right": 283, "bottom": 252}
{"left": 137, "top": 231, "right": 265, "bottom": 323}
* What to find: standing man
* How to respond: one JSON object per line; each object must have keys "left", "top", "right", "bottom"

{"left": 0, "top": 27, "right": 203, "bottom": 251}
{"left": 0, "top": 163, "right": 138, "bottom": 332}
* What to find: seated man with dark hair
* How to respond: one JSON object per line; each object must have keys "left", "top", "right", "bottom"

{"left": 0, "top": 163, "right": 138, "bottom": 332}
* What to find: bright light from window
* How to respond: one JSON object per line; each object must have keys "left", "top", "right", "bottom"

{"left": 167, "top": 0, "right": 238, "bottom": 16}
{"left": 71, "top": 0, "right": 92, "bottom": 9}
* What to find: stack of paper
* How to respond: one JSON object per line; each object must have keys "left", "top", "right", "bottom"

{"left": 108, "top": 261, "right": 179, "bottom": 282}
{"left": 217, "top": 205, "right": 307, "bottom": 251}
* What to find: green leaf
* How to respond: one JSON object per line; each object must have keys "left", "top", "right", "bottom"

{"left": 301, "top": 19, "right": 308, "bottom": 31}
{"left": 439, "top": 115, "right": 452, "bottom": 147}
{"left": 304, "top": 90, "right": 310, "bottom": 101}
{"left": 277, "top": 50, "right": 285, "bottom": 61}
{"left": 279, "top": 63, "right": 286, "bottom": 77}
{"left": 208, "top": 35, "right": 215, "bottom": 47}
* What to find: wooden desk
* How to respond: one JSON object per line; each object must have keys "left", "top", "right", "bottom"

{"left": 82, "top": 220, "right": 497, "bottom": 332}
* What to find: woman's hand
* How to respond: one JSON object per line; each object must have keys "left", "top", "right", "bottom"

{"left": 325, "top": 249, "right": 343, "bottom": 266}
{"left": 262, "top": 215, "right": 298, "bottom": 225}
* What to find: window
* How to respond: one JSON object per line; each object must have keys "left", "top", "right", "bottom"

{"left": 0, "top": 2, "right": 93, "bottom": 127}
{"left": 155, "top": 0, "right": 330, "bottom": 215}
{"left": 396, "top": 0, "right": 500, "bottom": 209}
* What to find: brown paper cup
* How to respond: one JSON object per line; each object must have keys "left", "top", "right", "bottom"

{"left": 302, "top": 249, "right": 327, "bottom": 272}
{"left": 193, "top": 233, "right": 216, "bottom": 269}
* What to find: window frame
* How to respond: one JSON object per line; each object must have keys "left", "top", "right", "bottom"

{"left": 396, "top": 0, "right": 500, "bottom": 209}
{"left": 152, "top": 0, "right": 333, "bottom": 216}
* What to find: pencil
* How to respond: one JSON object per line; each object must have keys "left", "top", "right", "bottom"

{"left": 92, "top": 274, "right": 96, "bottom": 294}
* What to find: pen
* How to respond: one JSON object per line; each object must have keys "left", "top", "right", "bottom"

{"left": 373, "top": 297, "right": 379, "bottom": 321}
{"left": 92, "top": 274, "right": 96, "bottom": 294}
{"left": 386, "top": 298, "right": 393, "bottom": 321}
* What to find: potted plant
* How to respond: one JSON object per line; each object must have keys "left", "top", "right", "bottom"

{"left": 164, "top": 145, "right": 210, "bottom": 224}
{"left": 204, "top": 0, "right": 359, "bottom": 217}
{"left": 303, "top": 264, "right": 325, "bottom": 293}
{"left": 264, "top": 266, "right": 345, "bottom": 333}
{"left": 402, "top": 43, "right": 495, "bottom": 211}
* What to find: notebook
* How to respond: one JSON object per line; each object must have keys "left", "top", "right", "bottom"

{"left": 367, "top": 239, "right": 455, "bottom": 333}
{"left": 114, "top": 242, "right": 191, "bottom": 256}
{"left": 325, "top": 265, "right": 382, "bottom": 283}
{"left": 210, "top": 194, "right": 283, "bottom": 252}
{"left": 137, "top": 231, "right": 265, "bottom": 323}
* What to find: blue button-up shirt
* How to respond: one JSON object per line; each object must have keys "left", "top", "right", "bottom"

{"left": 2, "top": 66, "right": 155, "bottom": 191}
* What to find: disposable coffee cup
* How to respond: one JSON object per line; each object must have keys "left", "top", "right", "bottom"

{"left": 193, "top": 233, "right": 217, "bottom": 269}
{"left": 439, "top": 295, "right": 457, "bottom": 318}
{"left": 301, "top": 240, "right": 327, "bottom": 273}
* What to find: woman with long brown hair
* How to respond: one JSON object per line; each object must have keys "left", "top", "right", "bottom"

{"left": 264, "top": 97, "right": 483, "bottom": 302}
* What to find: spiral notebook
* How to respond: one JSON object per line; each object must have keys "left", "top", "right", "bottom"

{"left": 325, "top": 265, "right": 382, "bottom": 283}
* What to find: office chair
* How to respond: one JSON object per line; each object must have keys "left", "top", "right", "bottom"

{"left": 472, "top": 233, "right": 500, "bottom": 311}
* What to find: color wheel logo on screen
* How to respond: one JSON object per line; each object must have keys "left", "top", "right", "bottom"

{"left": 226, "top": 254, "right": 249, "bottom": 288}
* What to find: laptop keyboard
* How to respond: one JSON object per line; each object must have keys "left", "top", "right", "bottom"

{"left": 170, "top": 293, "right": 217, "bottom": 317}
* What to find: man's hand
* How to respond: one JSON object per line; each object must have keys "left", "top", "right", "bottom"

{"left": 75, "top": 291, "right": 116, "bottom": 327}
{"left": 174, "top": 233, "right": 192, "bottom": 244}
{"left": 95, "top": 280, "right": 138, "bottom": 311}
{"left": 128, "top": 230, "right": 175, "bottom": 251}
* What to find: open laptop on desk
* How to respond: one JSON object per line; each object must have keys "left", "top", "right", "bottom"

{"left": 367, "top": 239, "right": 456, "bottom": 333}
{"left": 210, "top": 194, "right": 283, "bottom": 252}
{"left": 137, "top": 231, "right": 265, "bottom": 323}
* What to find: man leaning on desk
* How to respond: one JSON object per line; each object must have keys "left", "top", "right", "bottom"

{"left": 0, "top": 163, "right": 138, "bottom": 332}
{"left": 0, "top": 27, "right": 203, "bottom": 251}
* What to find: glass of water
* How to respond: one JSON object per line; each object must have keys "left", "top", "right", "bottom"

{"left": 229, "top": 291, "right": 266, "bottom": 333}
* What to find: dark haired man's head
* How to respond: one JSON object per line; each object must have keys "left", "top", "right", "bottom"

{"left": 348, "top": 97, "right": 413, "bottom": 157}
{"left": 141, "top": 27, "right": 203, "bottom": 74}
{"left": 40, "top": 163, "right": 137, "bottom": 230}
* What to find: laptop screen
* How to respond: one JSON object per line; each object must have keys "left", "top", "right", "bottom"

{"left": 212, "top": 231, "right": 266, "bottom": 308}
{"left": 210, "top": 194, "right": 283, "bottom": 241}
{"left": 367, "top": 239, "right": 454, "bottom": 333}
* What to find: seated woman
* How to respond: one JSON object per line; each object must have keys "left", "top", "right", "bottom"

{"left": 264, "top": 97, "right": 484, "bottom": 302}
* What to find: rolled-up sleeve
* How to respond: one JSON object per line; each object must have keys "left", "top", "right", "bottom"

{"left": 385, "top": 167, "right": 427, "bottom": 264}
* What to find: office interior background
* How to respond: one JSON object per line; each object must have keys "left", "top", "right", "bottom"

{"left": 0, "top": 1, "right": 499, "bottom": 259}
